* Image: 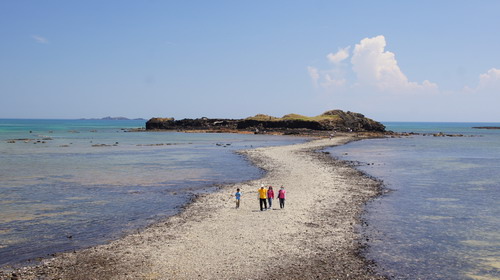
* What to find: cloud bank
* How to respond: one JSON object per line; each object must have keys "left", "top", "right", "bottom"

{"left": 307, "top": 35, "right": 500, "bottom": 121}
{"left": 309, "top": 35, "right": 500, "bottom": 96}
{"left": 309, "top": 35, "right": 438, "bottom": 94}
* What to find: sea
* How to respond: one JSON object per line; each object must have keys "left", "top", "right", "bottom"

{"left": 0, "top": 119, "right": 305, "bottom": 267}
{"left": 0, "top": 120, "right": 499, "bottom": 280}
{"left": 326, "top": 122, "right": 500, "bottom": 280}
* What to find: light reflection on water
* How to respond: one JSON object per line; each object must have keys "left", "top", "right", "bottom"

{"left": 327, "top": 127, "right": 500, "bottom": 280}
{"left": 0, "top": 119, "right": 305, "bottom": 266}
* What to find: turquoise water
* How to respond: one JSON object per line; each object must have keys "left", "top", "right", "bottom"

{"left": 327, "top": 122, "right": 500, "bottom": 279}
{"left": 0, "top": 119, "right": 304, "bottom": 266}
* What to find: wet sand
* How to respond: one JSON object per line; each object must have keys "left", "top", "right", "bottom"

{"left": 1, "top": 136, "right": 385, "bottom": 279}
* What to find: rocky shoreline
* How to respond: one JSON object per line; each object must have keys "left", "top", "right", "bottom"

{"left": 0, "top": 135, "right": 386, "bottom": 280}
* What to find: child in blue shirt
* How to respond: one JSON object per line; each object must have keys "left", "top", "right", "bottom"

{"left": 235, "top": 188, "right": 242, "bottom": 208}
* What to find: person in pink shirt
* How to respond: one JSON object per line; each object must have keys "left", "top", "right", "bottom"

{"left": 267, "top": 186, "right": 275, "bottom": 209}
{"left": 277, "top": 186, "right": 286, "bottom": 209}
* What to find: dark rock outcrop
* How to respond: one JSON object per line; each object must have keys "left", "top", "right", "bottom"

{"left": 320, "top": 110, "right": 386, "bottom": 132}
{"left": 236, "top": 119, "right": 325, "bottom": 130}
{"left": 146, "top": 118, "right": 239, "bottom": 130}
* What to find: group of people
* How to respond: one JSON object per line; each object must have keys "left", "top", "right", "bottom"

{"left": 234, "top": 185, "right": 286, "bottom": 211}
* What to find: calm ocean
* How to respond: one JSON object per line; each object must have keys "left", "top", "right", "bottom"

{"left": 327, "top": 122, "right": 500, "bottom": 280}
{"left": 0, "top": 119, "right": 304, "bottom": 266}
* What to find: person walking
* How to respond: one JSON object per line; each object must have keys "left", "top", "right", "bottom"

{"left": 235, "top": 188, "right": 242, "bottom": 209}
{"left": 267, "top": 186, "right": 275, "bottom": 209}
{"left": 258, "top": 185, "right": 268, "bottom": 211}
{"left": 278, "top": 186, "right": 286, "bottom": 209}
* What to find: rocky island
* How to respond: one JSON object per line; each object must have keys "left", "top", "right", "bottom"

{"left": 472, "top": 126, "right": 500, "bottom": 129}
{"left": 146, "top": 109, "right": 386, "bottom": 135}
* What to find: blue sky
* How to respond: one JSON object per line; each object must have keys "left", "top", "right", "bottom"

{"left": 1, "top": 1, "right": 500, "bottom": 121}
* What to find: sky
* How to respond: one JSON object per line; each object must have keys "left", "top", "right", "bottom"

{"left": 1, "top": 0, "right": 500, "bottom": 122}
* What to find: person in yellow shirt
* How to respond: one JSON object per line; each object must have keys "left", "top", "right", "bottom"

{"left": 258, "top": 185, "right": 268, "bottom": 211}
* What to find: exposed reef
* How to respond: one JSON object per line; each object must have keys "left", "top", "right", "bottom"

{"left": 145, "top": 110, "right": 386, "bottom": 135}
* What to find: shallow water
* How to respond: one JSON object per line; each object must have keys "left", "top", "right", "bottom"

{"left": 0, "top": 119, "right": 304, "bottom": 266}
{"left": 327, "top": 123, "right": 500, "bottom": 279}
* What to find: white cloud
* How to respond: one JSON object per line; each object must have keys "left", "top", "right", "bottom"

{"left": 322, "top": 73, "right": 346, "bottom": 88}
{"left": 32, "top": 35, "right": 49, "bottom": 44}
{"left": 351, "top": 35, "right": 437, "bottom": 93}
{"left": 307, "top": 46, "right": 350, "bottom": 91}
{"left": 463, "top": 68, "right": 500, "bottom": 94}
{"left": 307, "top": 66, "right": 347, "bottom": 91}
{"left": 477, "top": 68, "right": 500, "bottom": 90}
{"left": 327, "top": 47, "right": 350, "bottom": 64}
{"left": 309, "top": 35, "right": 438, "bottom": 94}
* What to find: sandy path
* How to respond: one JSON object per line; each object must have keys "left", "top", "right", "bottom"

{"left": 1, "top": 136, "right": 385, "bottom": 280}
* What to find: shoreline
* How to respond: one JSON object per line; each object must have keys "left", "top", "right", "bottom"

{"left": 1, "top": 135, "right": 386, "bottom": 279}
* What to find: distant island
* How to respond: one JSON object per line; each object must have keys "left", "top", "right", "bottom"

{"left": 80, "top": 116, "right": 146, "bottom": 121}
{"left": 472, "top": 126, "right": 500, "bottom": 130}
{"left": 146, "top": 110, "right": 386, "bottom": 135}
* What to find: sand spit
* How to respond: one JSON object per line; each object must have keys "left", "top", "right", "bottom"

{"left": 1, "top": 136, "right": 385, "bottom": 280}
